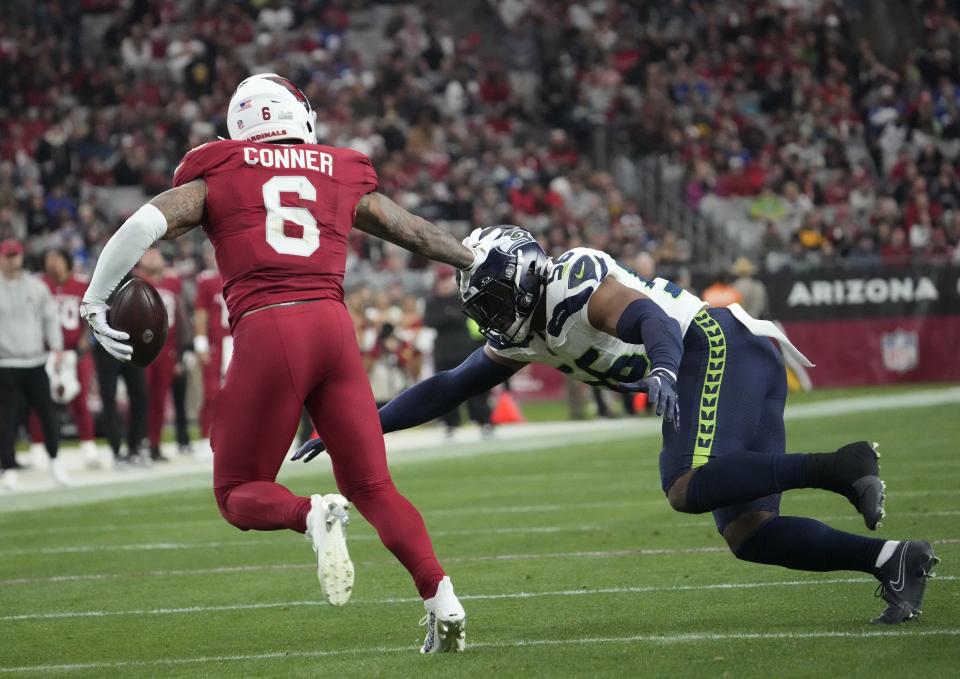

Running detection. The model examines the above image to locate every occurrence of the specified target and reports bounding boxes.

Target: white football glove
[80,301,133,362]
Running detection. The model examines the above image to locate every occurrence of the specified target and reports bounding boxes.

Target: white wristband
[651,367,677,382]
[193,335,210,354]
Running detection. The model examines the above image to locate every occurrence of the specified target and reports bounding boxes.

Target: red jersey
[172,139,378,329]
[42,274,88,350]
[195,269,229,346]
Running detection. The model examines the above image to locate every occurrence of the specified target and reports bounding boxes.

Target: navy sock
[685,451,811,513]
[735,516,884,574]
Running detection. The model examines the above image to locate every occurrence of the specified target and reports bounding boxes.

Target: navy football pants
[660,308,787,532]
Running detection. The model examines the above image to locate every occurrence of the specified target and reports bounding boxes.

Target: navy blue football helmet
[460,226,549,344]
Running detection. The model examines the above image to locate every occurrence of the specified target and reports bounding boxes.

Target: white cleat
[80,441,102,469]
[29,443,48,470]
[305,493,354,606]
[49,458,70,487]
[193,439,213,463]
[420,576,466,654]
[0,469,18,492]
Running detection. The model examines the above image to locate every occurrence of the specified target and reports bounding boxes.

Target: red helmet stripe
[264,76,310,111]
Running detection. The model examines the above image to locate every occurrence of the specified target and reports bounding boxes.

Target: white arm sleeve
[83,204,168,305]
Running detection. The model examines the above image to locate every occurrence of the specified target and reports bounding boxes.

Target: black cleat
[872,540,940,624]
[828,441,885,530]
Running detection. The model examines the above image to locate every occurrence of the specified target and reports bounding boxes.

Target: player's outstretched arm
[353,192,475,270]
[292,346,521,462]
[80,180,207,361]
[587,277,684,428]
[378,345,521,432]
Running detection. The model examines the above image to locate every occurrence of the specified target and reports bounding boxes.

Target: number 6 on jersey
[262,175,319,257]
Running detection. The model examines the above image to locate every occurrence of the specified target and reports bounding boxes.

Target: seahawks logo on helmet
[461,226,549,345]
[474,226,530,252]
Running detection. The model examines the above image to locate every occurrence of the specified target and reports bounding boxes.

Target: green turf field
[516,382,960,422]
[2,387,959,677]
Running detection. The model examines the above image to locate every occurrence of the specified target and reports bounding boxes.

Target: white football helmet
[226,73,317,144]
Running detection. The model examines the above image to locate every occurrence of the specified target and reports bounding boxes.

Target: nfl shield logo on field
[881,329,919,374]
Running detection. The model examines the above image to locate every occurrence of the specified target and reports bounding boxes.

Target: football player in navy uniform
[295,226,939,625]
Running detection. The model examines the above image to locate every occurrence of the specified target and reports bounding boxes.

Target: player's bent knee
[665,470,695,513]
[338,476,395,503]
[213,486,247,531]
[666,487,687,513]
[723,511,777,555]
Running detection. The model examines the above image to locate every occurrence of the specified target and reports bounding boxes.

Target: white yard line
[0,500,657,536]
[0,524,596,554]
[0,468,955,536]
[0,563,308,586]
[1,386,958,512]
[3,541,957,587]
[7,479,950,526]
[5,506,960,555]
[783,387,960,419]
[0,539,255,557]
[0,546,729,586]
[887,489,960,497]
[0,543,729,567]
[3,576,957,622]
[426,499,651,516]
[1,628,959,673]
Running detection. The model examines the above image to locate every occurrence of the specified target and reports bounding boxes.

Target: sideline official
[0,239,67,489]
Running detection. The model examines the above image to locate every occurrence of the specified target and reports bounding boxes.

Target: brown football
[107,278,169,367]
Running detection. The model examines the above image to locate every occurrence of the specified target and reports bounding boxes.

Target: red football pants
[198,347,222,439]
[29,352,95,442]
[211,300,445,599]
[145,346,177,448]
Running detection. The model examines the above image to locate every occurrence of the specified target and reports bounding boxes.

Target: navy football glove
[290,437,327,463]
[619,367,680,431]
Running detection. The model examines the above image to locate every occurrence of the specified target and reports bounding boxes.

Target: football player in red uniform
[81,74,493,653]
[137,248,184,462]
[29,249,108,472]
[193,243,228,456]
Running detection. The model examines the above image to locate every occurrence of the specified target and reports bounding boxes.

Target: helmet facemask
[462,246,547,345]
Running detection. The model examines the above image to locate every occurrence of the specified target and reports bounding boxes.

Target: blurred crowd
[0,0,665,284]
[618,0,960,269]
[3,0,959,280]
